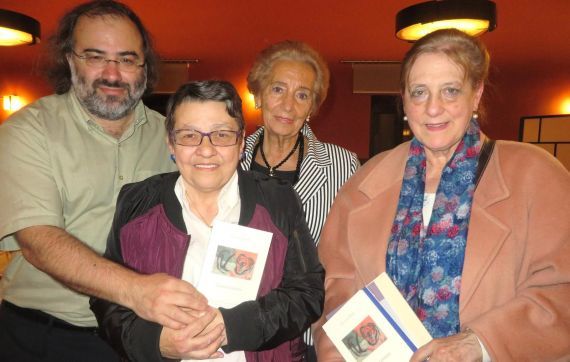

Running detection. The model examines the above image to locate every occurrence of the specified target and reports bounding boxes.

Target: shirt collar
[174,170,241,220]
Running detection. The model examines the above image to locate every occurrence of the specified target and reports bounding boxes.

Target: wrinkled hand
[126,273,208,329]
[410,330,482,362]
[160,308,225,359]
[201,308,228,346]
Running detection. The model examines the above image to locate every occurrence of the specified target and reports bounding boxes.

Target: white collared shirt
[174,171,245,362]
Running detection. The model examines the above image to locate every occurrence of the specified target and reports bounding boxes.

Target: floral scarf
[386,119,482,338]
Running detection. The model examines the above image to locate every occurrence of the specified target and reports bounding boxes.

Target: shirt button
[119,175,124,180]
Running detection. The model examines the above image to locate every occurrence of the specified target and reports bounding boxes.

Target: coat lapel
[351,143,410,283]
[294,134,328,204]
[355,141,512,314]
[460,145,511,312]
[242,125,330,205]
[240,128,260,171]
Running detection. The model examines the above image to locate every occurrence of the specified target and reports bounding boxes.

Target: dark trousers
[0,300,121,362]
[305,345,317,362]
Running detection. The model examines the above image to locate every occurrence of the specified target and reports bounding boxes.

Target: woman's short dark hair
[247,40,330,116]
[47,0,158,95]
[165,80,245,145]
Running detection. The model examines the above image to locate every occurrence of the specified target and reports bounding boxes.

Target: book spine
[363,287,418,352]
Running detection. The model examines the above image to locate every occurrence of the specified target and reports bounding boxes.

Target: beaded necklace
[253,130,304,184]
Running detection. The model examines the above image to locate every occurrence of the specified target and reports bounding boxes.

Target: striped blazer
[241,124,360,245]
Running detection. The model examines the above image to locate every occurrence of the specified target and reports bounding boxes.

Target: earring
[305,114,311,123]
[255,103,260,110]
[472,111,479,120]
[240,151,245,160]
[170,154,176,162]
[403,115,408,122]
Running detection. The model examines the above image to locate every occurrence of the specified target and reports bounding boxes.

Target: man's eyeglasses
[71,50,144,72]
[173,129,242,147]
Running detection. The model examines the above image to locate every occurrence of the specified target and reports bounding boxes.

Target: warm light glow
[0,26,33,46]
[3,95,23,112]
[246,92,256,111]
[397,19,490,41]
[561,98,570,114]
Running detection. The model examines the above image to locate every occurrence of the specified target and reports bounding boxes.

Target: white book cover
[323,272,432,361]
[196,221,273,309]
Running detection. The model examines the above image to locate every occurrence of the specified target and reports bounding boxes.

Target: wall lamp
[0,9,41,46]
[3,95,23,112]
[396,0,497,42]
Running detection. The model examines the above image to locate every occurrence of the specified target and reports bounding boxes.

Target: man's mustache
[93,79,130,90]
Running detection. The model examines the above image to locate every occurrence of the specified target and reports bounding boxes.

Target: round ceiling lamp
[396,0,497,42]
[0,9,41,46]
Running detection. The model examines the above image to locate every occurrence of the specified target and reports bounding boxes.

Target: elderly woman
[315,29,570,361]
[241,40,359,246]
[90,80,324,361]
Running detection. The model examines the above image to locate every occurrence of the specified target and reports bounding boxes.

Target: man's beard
[71,66,147,121]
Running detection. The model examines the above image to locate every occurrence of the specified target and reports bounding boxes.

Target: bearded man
[0,1,209,360]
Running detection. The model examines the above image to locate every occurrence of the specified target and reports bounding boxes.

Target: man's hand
[126,273,209,329]
[160,308,225,359]
[410,329,482,362]
[15,225,209,330]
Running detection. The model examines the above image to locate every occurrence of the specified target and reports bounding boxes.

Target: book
[196,221,273,309]
[323,272,432,361]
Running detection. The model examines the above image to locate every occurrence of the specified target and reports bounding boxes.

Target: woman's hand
[127,272,209,330]
[159,307,226,359]
[410,329,483,362]
[200,308,228,344]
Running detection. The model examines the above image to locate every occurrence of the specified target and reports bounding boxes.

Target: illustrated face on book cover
[342,315,388,360]
[213,245,257,280]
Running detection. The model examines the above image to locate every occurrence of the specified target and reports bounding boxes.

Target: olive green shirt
[0,91,176,326]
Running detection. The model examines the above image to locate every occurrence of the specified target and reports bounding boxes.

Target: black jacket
[90,170,325,361]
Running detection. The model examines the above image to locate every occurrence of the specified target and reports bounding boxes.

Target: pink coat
[314,139,570,361]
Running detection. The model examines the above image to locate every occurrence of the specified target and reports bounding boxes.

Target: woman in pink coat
[315,29,570,361]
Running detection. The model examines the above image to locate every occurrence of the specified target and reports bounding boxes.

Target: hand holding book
[323,272,432,361]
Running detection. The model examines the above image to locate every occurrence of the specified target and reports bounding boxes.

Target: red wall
[0,62,51,124]
[2,61,569,159]
[484,63,570,141]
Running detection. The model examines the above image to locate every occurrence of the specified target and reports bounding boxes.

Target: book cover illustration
[323,272,432,361]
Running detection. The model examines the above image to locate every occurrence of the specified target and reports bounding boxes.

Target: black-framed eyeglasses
[173,129,242,147]
[71,50,145,72]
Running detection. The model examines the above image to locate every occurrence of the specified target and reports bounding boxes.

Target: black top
[251,161,297,185]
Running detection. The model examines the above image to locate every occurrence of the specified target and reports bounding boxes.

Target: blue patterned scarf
[386,119,482,338]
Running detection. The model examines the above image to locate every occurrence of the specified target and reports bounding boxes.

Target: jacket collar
[241,124,331,203]
[460,141,511,311]
[160,172,187,233]
[358,141,409,200]
[357,138,511,312]
[358,136,509,207]
[237,168,257,226]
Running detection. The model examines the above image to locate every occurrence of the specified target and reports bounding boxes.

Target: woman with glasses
[90,80,324,361]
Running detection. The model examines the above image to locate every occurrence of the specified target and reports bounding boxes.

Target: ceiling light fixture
[396,0,497,42]
[0,9,41,46]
